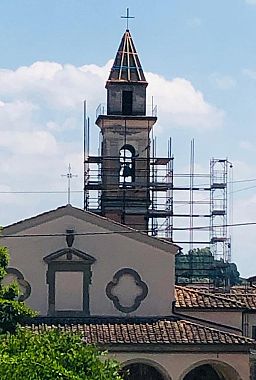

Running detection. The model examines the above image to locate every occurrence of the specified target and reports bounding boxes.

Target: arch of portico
[121,358,171,380]
[179,359,242,380]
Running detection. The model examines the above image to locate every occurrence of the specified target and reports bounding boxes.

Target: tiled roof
[175,285,256,311]
[175,286,244,309]
[26,317,254,346]
[227,294,256,310]
[224,286,256,309]
[229,285,256,294]
[209,287,256,310]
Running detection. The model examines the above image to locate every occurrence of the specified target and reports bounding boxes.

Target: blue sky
[0,0,256,276]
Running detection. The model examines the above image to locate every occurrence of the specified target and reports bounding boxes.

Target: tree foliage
[175,247,240,286]
[0,328,123,380]
[0,245,35,333]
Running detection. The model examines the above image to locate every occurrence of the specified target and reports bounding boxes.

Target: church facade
[2,204,254,380]
[1,29,255,380]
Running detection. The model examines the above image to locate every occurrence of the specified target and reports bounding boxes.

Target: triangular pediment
[43,248,96,264]
[3,204,179,256]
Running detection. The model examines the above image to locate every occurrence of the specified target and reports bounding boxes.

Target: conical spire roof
[107,30,147,83]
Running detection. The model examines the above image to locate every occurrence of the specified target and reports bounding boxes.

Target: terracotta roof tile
[230,285,256,294]
[224,294,256,310]
[222,286,256,310]
[175,285,256,311]
[175,286,244,309]
[26,317,254,346]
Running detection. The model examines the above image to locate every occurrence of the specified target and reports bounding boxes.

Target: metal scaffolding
[83,120,174,235]
[83,103,232,264]
[210,158,231,262]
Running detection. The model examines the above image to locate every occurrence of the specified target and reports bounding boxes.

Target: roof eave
[104,343,255,353]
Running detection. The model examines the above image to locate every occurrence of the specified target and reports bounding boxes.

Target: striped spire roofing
[108,30,147,83]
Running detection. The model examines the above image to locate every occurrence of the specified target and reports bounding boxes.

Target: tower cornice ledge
[96,115,157,129]
[106,79,148,88]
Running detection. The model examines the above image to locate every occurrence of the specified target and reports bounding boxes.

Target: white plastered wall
[177,310,243,334]
[113,351,249,380]
[2,214,175,317]
[246,312,256,337]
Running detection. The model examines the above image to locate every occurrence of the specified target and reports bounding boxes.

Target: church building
[1,27,255,380]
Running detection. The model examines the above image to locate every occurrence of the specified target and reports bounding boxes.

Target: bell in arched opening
[119,144,136,186]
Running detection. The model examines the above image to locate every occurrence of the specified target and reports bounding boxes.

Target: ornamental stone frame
[43,248,95,317]
[106,268,148,313]
[5,267,31,301]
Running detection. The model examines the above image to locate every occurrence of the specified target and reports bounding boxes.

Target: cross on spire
[61,163,78,205]
[121,8,134,30]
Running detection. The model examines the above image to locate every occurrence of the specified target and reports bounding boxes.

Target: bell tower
[95,29,157,230]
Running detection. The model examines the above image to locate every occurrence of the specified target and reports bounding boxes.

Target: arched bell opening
[119,144,136,186]
[121,362,168,380]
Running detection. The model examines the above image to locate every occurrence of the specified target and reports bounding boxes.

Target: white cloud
[239,141,255,152]
[0,60,224,227]
[232,192,256,276]
[0,130,58,155]
[226,159,256,276]
[245,0,256,4]
[0,61,112,110]
[147,73,224,129]
[0,60,223,130]
[187,17,202,28]
[0,100,37,130]
[243,68,256,80]
[0,59,255,278]
[210,73,236,90]
[0,185,18,206]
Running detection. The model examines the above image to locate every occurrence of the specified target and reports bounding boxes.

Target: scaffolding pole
[83,102,232,264]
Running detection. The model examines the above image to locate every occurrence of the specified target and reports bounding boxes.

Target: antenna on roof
[121,8,134,30]
[61,164,78,205]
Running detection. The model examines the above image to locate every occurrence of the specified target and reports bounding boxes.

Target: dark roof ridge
[26,315,181,325]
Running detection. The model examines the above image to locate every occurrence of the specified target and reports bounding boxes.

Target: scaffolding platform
[83,105,232,263]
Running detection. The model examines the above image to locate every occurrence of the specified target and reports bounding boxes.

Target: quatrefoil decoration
[106,268,148,313]
[3,268,31,301]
